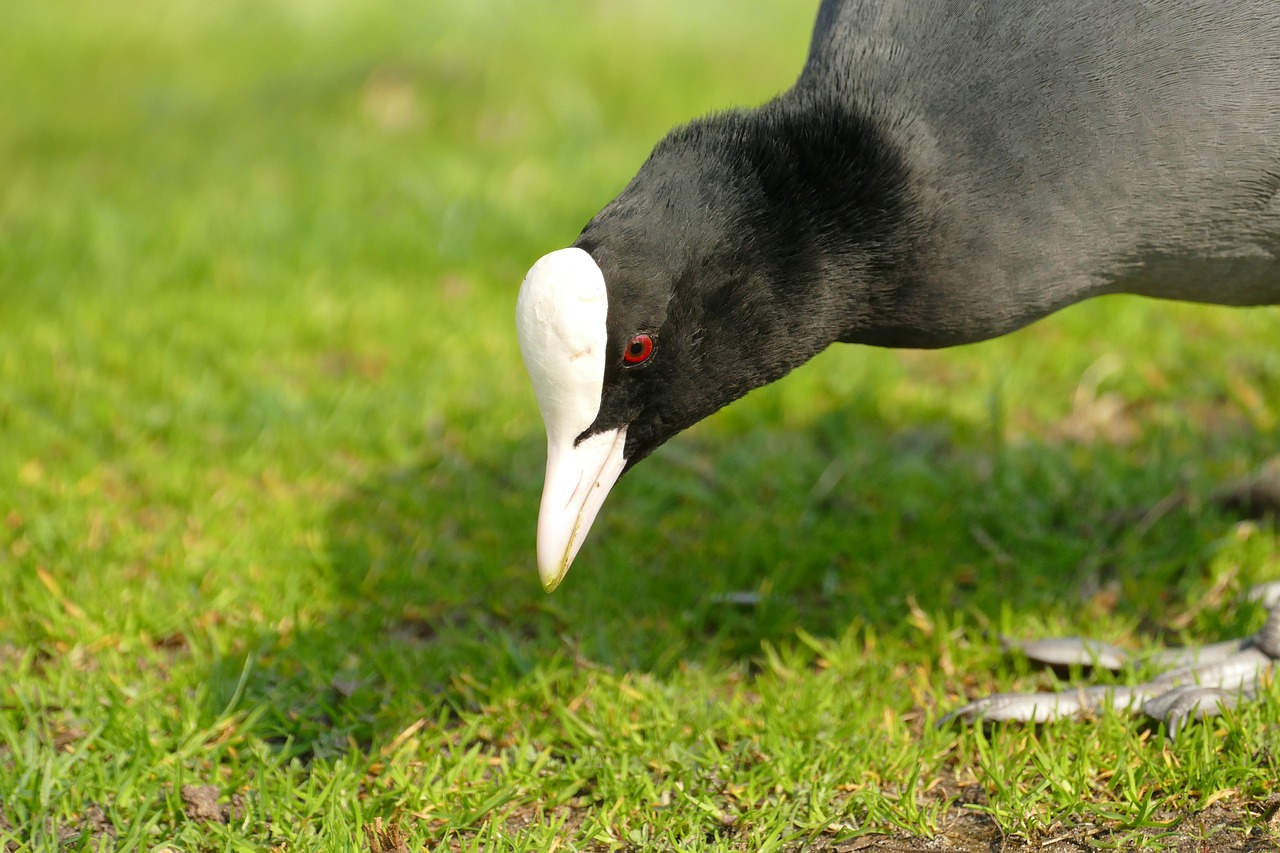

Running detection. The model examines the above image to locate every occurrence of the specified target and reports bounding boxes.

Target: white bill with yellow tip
[516,247,627,591]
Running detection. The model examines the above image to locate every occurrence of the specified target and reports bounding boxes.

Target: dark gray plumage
[805,0,1280,338]
[518,0,1280,729]
[806,1,1280,727]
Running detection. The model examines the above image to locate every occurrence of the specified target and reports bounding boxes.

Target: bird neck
[742,91,1072,351]
[728,91,939,350]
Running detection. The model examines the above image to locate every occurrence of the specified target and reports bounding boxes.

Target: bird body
[805,0,1280,319]
[517,0,1280,592]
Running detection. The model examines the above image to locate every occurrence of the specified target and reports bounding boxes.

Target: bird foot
[943,581,1280,738]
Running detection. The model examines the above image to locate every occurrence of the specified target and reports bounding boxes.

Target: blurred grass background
[2,0,1279,849]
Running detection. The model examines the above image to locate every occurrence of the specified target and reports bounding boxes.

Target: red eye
[622,333,654,365]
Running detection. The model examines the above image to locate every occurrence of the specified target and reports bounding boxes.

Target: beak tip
[538,559,568,593]
[537,540,570,592]
[531,426,628,596]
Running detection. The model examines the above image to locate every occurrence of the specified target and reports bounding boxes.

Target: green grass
[2,0,1279,850]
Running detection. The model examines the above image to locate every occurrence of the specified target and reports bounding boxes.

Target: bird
[515,0,1280,732]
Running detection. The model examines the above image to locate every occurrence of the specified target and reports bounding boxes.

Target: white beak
[536,426,627,591]
[516,247,622,591]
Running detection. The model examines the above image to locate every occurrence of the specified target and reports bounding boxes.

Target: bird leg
[943,582,1280,739]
